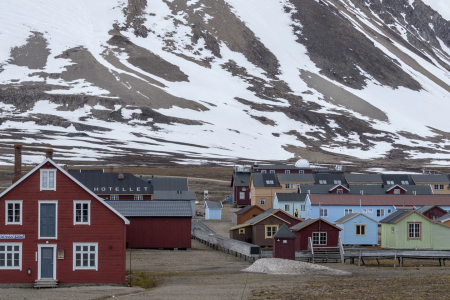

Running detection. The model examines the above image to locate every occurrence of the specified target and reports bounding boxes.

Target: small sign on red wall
[0,234,25,239]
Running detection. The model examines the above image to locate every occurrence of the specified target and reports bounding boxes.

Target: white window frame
[334,180,341,185]
[387,181,394,185]
[434,184,445,190]
[368,209,373,213]
[5,200,22,225]
[73,200,91,225]
[319,180,327,184]
[284,204,290,212]
[344,208,353,215]
[38,200,58,240]
[134,195,144,201]
[269,170,275,174]
[285,170,290,174]
[337,189,343,194]
[299,170,304,174]
[401,181,409,185]
[387,209,392,214]
[110,195,119,201]
[239,192,245,200]
[40,169,57,191]
[320,208,328,217]
[73,243,98,271]
[312,232,327,245]
[377,209,385,217]
[261,170,267,174]
[362,209,367,213]
[394,189,400,195]
[0,243,22,270]
[301,204,305,211]
[266,180,274,184]
[37,244,56,280]
[285,183,295,189]
[260,199,265,205]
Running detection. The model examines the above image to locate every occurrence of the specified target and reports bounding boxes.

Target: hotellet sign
[93,186,149,193]
[0,234,25,239]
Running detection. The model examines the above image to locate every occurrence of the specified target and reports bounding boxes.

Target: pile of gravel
[242,258,351,276]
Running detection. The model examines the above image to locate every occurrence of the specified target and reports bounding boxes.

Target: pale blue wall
[335,214,378,245]
[205,208,221,220]
[273,195,305,218]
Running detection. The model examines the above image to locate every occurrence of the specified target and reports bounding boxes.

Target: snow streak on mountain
[0,0,450,166]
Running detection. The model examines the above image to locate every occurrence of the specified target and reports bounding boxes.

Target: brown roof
[308,195,450,206]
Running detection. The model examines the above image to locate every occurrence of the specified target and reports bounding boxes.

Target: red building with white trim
[0,146,129,286]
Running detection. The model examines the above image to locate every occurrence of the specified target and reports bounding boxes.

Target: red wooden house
[0,147,129,286]
[289,218,341,251]
[417,205,448,220]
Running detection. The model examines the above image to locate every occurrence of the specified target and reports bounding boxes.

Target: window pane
[7,246,12,251]
[90,246,95,252]
[83,253,88,266]
[76,253,81,266]
[361,226,365,235]
[83,246,88,251]
[14,246,19,251]
[49,172,54,188]
[6,253,12,266]
[42,172,48,188]
[76,246,81,251]
[90,253,95,266]
[0,246,4,251]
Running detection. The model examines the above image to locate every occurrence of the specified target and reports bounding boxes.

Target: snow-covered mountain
[1,0,450,167]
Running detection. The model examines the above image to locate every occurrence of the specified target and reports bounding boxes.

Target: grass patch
[127,271,156,289]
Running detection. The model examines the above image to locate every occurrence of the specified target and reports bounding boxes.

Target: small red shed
[107,200,192,249]
[289,218,342,251]
[417,205,448,220]
[0,151,129,286]
[273,224,296,260]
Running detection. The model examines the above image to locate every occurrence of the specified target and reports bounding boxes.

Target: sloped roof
[276,173,314,182]
[379,210,415,223]
[435,212,450,222]
[275,193,308,202]
[273,224,296,238]
[244,209,277,224]
[146,177,188,191]
[254,164,305,170]
[1,158,129,224]
[290,218,341,231]
[233,172,251,187]
[334,213,378,224]
[235,205,264,215]
[313,173,347,185]
[307,194,450,206]
[153,190,196,200]
[411,174,450,183]
[251,173,280,187]
[69,170,153,195]
[204,201,223,209]
[345,173,382,183]
[381,174,414,185]
[416,205,447,214]
[107,200,192,217]
[300,184,432,195]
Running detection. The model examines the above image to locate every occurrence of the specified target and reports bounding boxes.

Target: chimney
[118,165,124,180]
[12,144,22,184]
[45,148,53,160]
[63,165,69,172]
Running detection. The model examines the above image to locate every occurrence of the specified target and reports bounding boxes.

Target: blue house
[204,201,223,220]
[334,213,378,245]
[304,194,450,224]
[273,193,307,218]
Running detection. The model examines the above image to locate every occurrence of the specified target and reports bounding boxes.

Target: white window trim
[377,209,385,217]
[73,243,98,271]
[134,195,144,201]
[239,192,245,200]
[285,170,290,174]
[40,169,57,191]
[320,208,328,217]
[73,200,91,225]
[38,200,58,240]
[5,200,23,225]
[110,195,119,201]
[284,204,290,212]
[38,244,56,280]
[344,208,353,215]
[0,242,22,270]
[260,199,265,205]
[312,232,327,245]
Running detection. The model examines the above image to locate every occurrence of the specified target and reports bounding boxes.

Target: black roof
[273,224,296,238]
[251,173,280,187]
[298,184,432,195]
[379,210,413,223]
[153,190,196,200]
[233,172,251,187]
[275,193,308,202]
[146,177,188,191]
[380,174,414,185]
[313,173,347,185]
[69,169,153,195]
[106,200,192,217]
[345,173,383,183]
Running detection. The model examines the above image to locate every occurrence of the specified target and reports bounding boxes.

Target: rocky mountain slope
[0,0,450,168]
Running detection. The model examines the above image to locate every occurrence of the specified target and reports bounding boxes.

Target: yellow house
[250,173,282,210]
[411,175,450,195]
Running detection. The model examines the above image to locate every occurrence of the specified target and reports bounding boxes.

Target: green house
[380,210,450,250]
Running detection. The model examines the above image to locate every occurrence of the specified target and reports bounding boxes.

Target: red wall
[233,186,251,206]
[273,237,296,260]
[330,187,349,194]
[423,207,446,220]
[252,169,312,174]
[274,211,302,227]
[126,217,191,249]
[387,188,406,195]
[292,220,340,251]
[0,163,127,284]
